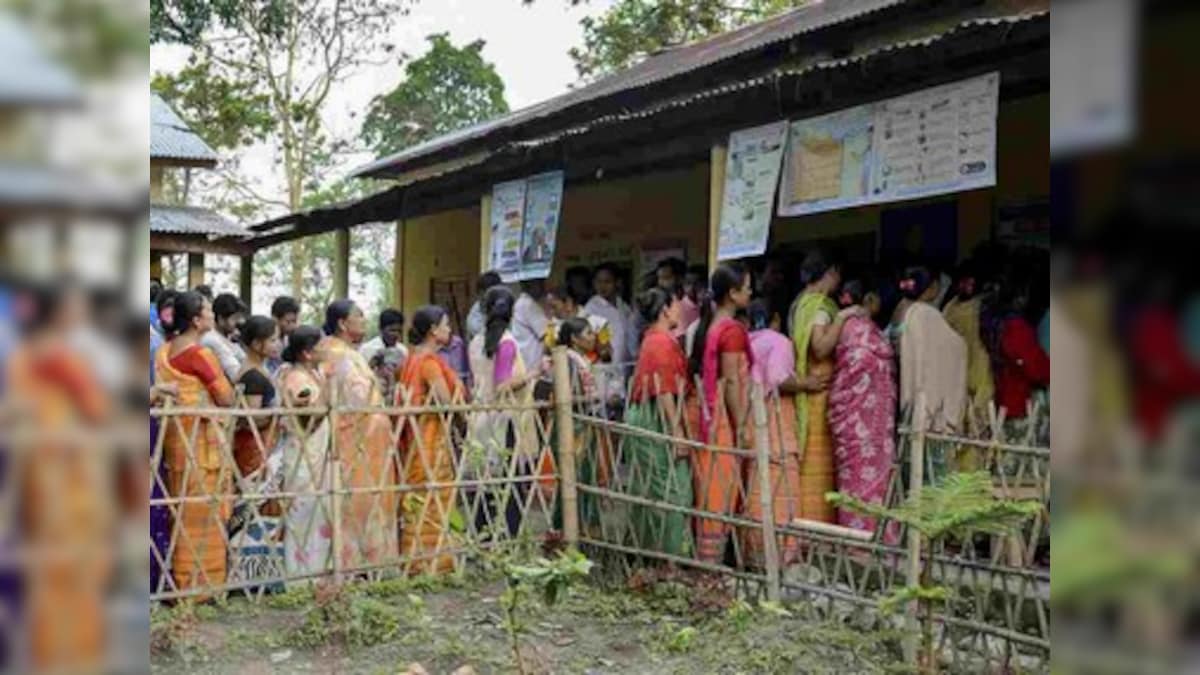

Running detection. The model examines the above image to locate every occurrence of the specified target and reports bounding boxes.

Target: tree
[151,0,411,307]
[561,0,801,81]
[361,33,509,158]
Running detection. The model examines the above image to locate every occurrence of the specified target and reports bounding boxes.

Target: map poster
[489,179,527,279]
[717,120,787,261]
[777,105,874,216]
[516,171,565,281]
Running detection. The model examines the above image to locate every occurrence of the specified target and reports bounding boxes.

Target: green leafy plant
[827,472,1041,674]
[288,583,403,649]
[500,549,595,674]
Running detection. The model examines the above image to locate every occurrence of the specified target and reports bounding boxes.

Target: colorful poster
[516,171,565,281]
[489,179,527,279]
[717,120,787,260]
[778,105,874,216]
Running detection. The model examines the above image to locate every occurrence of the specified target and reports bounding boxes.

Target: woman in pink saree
[828,281,899,544]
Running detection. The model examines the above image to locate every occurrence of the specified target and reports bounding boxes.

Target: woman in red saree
[154,291,237,594]
[396,306,465,575]
[828,281,899,545]
[690,263,753,565]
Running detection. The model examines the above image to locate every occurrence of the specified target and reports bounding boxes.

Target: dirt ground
[150,567,908,675]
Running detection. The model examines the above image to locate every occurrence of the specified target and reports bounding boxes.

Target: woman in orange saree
[8,287,112,671]
[319,299,398,572]
[396,306,465,575]
[691,263,754,566]
[155,291,237,595]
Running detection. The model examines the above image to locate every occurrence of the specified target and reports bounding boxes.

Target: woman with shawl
[553,317,610,536]
[468,286,544,537]
[275,326,333,580]
[397,306,465,574]
[690,263,753,565]
[153,291,236,594]
[790,251,862,524]
[828,281,900,544]
[889,267,968,436]
[626,288,694,556]
[319,299,398,571]
[942,263,995,437]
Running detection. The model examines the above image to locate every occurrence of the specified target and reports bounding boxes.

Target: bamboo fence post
[752,384,781,602]
[904,393,927,666]
[552,347,580,547]
[329,386,344,583]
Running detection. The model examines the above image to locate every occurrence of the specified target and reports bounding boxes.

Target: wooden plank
[334,227,350,299]
[150,233,251,256]
[478,193,492,272]
[187,252,205,288]
[239,253,254,311]
[708,142,727,271]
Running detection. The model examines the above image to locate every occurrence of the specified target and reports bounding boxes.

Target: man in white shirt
[200,293,246,382]
[360,308,408,394]
[512,281,550,374]
[584,263,635,366]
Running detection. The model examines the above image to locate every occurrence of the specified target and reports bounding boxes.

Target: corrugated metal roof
[0,14,81,107]
[0,161,141,214]
[151,93,220,166]
[351,0,909,178]
[150,204,247,237]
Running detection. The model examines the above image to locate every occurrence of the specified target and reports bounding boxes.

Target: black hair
[839,280,866,307]
[282,325,322,364]
[635,287,673,326]
[898,266,934,300]
[172,291,207,335]
[212,293,245,321]
[156,288,178,318]
[566,266,591,284]
[192,284,213,300]
[482,286,515,358]
[747,299,773,332]
[557,317,591,349]
[379,308,405,331]
[323,299,356,336]
[477,271,503,295]
[689,262,749,376]
[241,315,278,349]
[656,257,686,279]
[686,264,708,279]
[593,262,620,281]
[408,305,447,344]
[271,295,300,320]
[520,278,546,300]
[799,249,839,286]
[150,279,162,304]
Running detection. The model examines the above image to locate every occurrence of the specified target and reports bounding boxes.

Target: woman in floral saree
[625,288,694,557]
[828,281,899,544]
[154,291,236,594]
[397,306,465,575]
[691,263,753,565]
[319,299,398,571]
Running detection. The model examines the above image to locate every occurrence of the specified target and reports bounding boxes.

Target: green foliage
[826,471,1042,540]
[501,549,595,674]
[563,0,802,80]
[265,585,314,610]
[661,625,697,653]
[288,583,404,649]
[152,61,274,151]
[361,33,509,158]
[879,585,953,616]
[4,0,148,78]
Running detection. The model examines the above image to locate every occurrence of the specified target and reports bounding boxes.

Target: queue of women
[149,244,1049,595]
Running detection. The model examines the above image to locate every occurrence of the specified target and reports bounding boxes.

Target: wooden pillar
[334,227,350,299]
[552,347,579,547]
[187,252,205,288]
[479,193,492,272]
[150,251,162,280]
[393,220,404,309]
[708,142,727,271]
[240,253,254,312]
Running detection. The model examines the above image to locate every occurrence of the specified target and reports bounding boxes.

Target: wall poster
[488,171,565,281]
[488,179,527,278]
[716,120,787,261]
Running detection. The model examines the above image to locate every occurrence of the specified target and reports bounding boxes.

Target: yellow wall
[398,205,481,312]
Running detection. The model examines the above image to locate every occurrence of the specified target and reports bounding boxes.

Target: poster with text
[517,171,565,280]
[489,179,527,280]
[777,105,874,216]
[870,71,999,201]
[717,120,787,260]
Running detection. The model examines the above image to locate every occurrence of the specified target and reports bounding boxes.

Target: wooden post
[479,193,493,272]
[187,251,205,288]
[328,386,344,583]
[239,253,254,311]
[552,346,579,547]
[334,227,350,299]
[393,219,404,308]
[752,384,781,603]
[904,393,927,666]
[707,142,727,271]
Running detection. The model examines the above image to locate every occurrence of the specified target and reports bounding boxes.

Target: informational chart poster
[777,105,873,216]
[716,120,787,260]
[489,171,565,281]
[776,72,999,217]
[518,171,565,280]
[489,179,527,278]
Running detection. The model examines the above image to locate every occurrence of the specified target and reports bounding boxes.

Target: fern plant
[827,471,1041,674]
